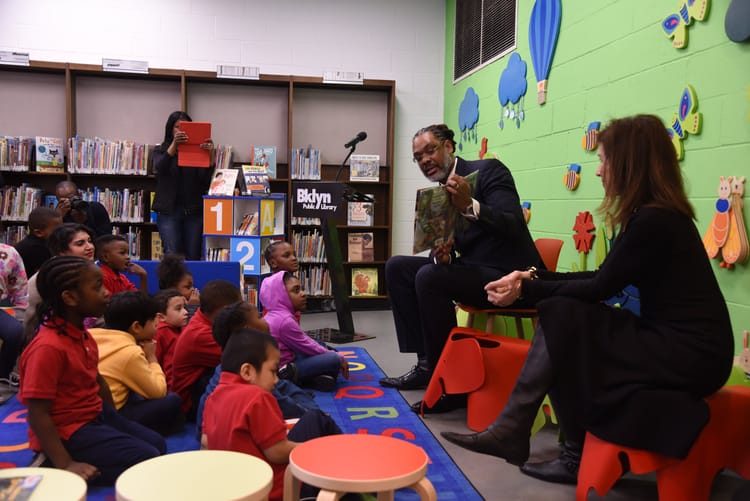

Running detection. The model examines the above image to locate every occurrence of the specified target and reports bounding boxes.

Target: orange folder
[178,121,212,167]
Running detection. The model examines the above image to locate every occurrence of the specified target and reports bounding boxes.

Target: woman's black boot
[441,329,553,466]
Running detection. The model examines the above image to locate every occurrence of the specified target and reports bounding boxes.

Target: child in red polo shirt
[19,256,165,485]
[95,234,148,295]
[203,329,341,501]
[170,279,242,420]
[153,288,188,385]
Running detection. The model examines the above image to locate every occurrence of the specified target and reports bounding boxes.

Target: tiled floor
[301,309,745,501]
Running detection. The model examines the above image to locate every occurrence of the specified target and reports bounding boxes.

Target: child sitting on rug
[157,254,200,319]
[153,289,189,385]
[171,279,242,420]
[19,256,164,485]
[260,271,348,392]
[202,329,341,501]
[95,234,148,294]
[89,291,182,434]
[195,301,319,440]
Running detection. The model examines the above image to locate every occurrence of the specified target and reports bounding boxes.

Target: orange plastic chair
[421,327,531,431]
[458,237,564,339]
[576,385,750,501]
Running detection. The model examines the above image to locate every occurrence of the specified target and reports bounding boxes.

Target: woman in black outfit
[152,111,214,261]
[442,114,734,484]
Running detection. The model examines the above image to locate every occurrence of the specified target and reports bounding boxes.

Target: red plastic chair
[421,327,531,431]
[577,385,750,501]
[458,238,564,339]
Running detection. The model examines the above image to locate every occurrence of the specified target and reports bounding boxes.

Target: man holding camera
[55,181,113,237]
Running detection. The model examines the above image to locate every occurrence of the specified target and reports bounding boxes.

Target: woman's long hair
[597,114,694,228]
[159,111,192,153]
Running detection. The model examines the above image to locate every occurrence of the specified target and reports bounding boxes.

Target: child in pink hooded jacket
[259,271,348,392]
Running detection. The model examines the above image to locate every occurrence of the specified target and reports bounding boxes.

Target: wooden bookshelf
[0,60,394,307]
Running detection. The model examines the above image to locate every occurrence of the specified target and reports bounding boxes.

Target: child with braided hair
[19,256,165,485]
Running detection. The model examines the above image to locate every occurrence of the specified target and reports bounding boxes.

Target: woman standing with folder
[152,111,215,261]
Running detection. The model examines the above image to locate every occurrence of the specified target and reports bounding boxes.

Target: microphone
[344,131,367,149]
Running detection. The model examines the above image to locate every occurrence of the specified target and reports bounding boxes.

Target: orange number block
[203,198,233,235]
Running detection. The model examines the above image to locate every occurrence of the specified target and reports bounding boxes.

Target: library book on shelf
[240,165,270,195]
[347,198,374,226]
[35,136,65,173]
[349,154,380,182]
[252,146,277,178]
[351,267,378,296]
[208,168,239,196]
[347,232,374,262]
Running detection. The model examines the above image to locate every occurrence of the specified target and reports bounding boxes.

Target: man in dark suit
[55,180,113,237]
[379,124,542,412]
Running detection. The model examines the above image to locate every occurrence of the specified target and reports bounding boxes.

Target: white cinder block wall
[0,0,446,256]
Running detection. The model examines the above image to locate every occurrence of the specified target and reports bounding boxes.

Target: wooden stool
[0,466,87,501]
[116,450,273,501]
[284,434,437,501]
[577,386,750,501]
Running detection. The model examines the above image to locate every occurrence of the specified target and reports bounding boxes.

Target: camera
[69,196,89,211]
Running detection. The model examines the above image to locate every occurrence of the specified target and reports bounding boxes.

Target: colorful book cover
[240,165,270,195]
[151,231,163,261]
[35,136,65,173]
[351,267,378,296]
[348,232,374,262]
[349,154,380,182]
[347,199,374,226]
[43,194,58,209]
[412,170,478,254]
[253,146,277,178]
[208,168,239,196]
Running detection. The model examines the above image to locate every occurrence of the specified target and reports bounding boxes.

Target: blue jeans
[295,351,341,383]
[157,210,204,261]
[0,311,22,380]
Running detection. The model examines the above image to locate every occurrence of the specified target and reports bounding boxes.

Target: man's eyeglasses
[412,140,444,163]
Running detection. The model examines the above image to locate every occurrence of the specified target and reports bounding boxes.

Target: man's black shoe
[308,375,336,392]
[519,448,580,485]
[378,365,431,390]
[410,394,466,414]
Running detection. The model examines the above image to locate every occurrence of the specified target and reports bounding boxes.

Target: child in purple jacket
[259,271,348,392]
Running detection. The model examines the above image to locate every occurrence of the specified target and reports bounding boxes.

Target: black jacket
[151,148,213,215]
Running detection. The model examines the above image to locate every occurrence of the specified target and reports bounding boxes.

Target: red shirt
[171,309,221,413]
[101,264,137,295]
[19,318,103,451]
[155,321,181,387]
[203,372,287,501]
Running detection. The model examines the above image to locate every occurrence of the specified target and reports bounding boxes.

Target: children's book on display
[35,136,65,173]
[347,232,374,262]
[351,267,378,296]
[240,165,270,195]
[347,196,374,226]
[252,146,277,178]
[208,168,239,196]
[349,154,380,182]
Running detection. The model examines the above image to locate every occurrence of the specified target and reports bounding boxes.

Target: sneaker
[0,371,19,393]
[278,363,298,384]
[309,375,336,392]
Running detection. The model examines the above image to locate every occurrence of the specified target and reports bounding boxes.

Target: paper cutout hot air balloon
[667,84,702,160]
[564,164,581,191]
[529,0,562,105]
[582,121,601,151]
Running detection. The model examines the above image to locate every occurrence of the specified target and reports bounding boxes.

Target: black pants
[385,255,522,369]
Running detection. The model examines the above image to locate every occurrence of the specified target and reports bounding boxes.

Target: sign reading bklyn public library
[292,181,346,219]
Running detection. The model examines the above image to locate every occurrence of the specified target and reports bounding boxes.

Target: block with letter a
[203,198,233,235]
[260,199,276,236]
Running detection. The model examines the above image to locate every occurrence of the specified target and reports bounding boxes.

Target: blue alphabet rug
[0,347,481,500]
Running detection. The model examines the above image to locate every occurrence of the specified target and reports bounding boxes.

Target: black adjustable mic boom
[344,131,367,148]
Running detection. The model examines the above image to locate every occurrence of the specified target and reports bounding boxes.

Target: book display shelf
[0,61,394,309]
[203,194,286,308]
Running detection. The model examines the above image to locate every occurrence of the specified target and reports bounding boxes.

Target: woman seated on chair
[441,114,734,485]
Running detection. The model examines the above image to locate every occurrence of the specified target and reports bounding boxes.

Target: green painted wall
[444,0,750,351]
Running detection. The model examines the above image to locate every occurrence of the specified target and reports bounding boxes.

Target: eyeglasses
[412,140,445,163]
